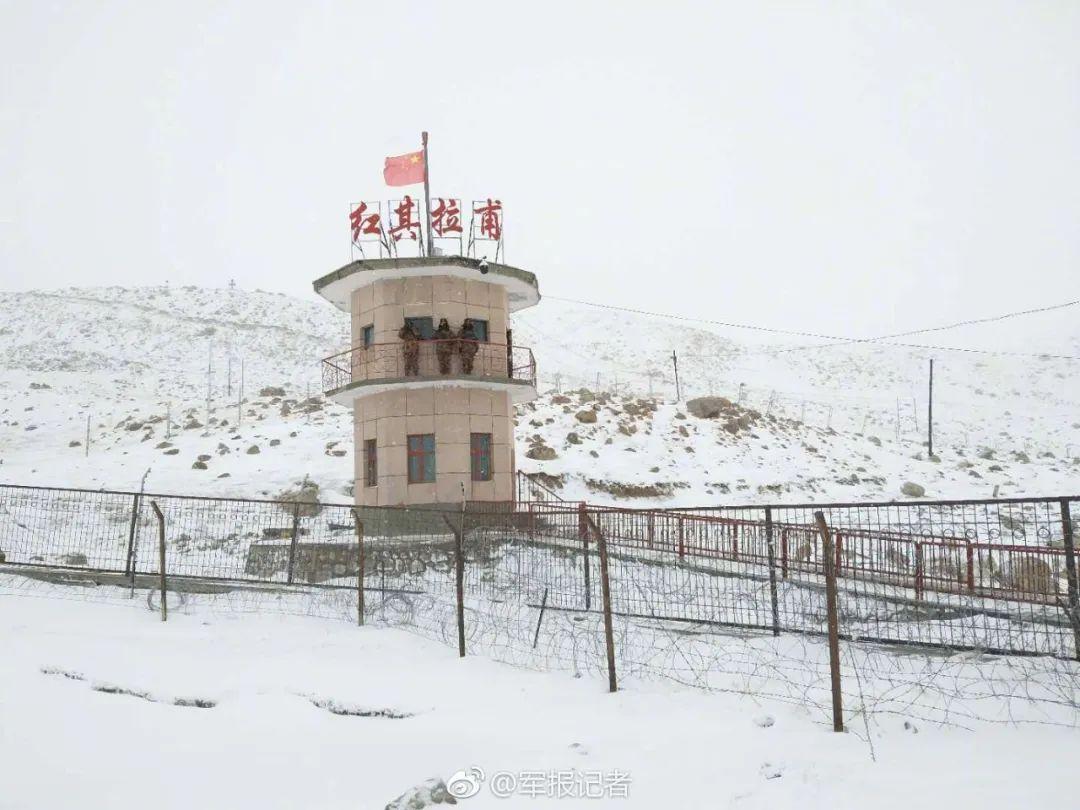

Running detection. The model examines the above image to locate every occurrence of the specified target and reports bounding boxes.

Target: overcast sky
[1,1,1077,344]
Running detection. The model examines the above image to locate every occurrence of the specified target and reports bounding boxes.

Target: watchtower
[315,256,540,507]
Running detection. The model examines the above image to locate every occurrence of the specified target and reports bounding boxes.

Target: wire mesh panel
[0,484,1076,663]
[0,484,139,571]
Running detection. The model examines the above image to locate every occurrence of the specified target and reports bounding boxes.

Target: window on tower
[407,434,436,483]
[363,439,377,487]
[362,324,374,348]
[470,433,493,481]
[404,317,434,339]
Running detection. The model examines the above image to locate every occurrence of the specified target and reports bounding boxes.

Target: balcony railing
[322,339,537,393]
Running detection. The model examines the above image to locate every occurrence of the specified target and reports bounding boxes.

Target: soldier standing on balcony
[458,318,479,375]
[398,320,420,376]
[433,317,454,375]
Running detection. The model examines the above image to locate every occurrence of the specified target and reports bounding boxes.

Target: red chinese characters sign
[349,202,381,243]
[430,198,463,236]
[388,196,421,242]
[347,195,503,259]
[472,198,503,242]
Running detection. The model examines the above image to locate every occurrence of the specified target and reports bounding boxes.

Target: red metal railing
[516,501,1072,607]
[322,340,536,393]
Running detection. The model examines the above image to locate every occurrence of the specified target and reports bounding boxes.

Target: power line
[544,295,1080,361]
[871,298,1079,340]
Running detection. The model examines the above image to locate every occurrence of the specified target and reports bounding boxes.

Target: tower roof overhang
[313,256,541,313]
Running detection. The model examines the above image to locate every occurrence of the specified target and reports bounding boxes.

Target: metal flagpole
[422,131,433,257]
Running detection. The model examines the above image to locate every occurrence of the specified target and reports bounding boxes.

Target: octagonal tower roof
[313,256,540,313]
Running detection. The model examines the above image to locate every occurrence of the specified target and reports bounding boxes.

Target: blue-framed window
[362,324,374,348]
[405,317,434,339]
[407,434,436,483]
[470,433,493,481]
[471,319,489,342]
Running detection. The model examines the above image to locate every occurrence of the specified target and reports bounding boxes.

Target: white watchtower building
[315,256,540,507]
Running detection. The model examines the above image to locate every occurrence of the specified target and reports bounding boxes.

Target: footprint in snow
[760,763,783,780]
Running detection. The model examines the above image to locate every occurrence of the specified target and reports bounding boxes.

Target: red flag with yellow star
[383,150,425,186]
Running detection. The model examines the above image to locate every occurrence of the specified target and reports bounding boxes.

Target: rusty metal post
[914,543,925,601]
[781,529,789,579]
[814,511,844,733]
[151,501,166,622]
[532,587,549,649]
[966,543,975,593]
[765,507,780,636]
[677,516,685,559]
[590,514,618,693]
[580,503,591,610]
[353,509,365,627]
[285,501,301,585]
[454,514,466,658]
[123,492,140,581]
[1060,499,1080,661]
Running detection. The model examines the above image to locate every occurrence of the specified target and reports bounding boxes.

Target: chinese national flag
[383,150,425,186]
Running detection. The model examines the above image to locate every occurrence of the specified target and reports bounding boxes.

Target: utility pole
[206,345,213,425]
[238,358,244,426]
[671,350,681,402]
[928,358,934,457]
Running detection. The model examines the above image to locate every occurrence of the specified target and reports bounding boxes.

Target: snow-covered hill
[0,285,1077,505]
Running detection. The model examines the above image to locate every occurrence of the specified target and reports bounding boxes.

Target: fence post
[966,544,975,593]
[587,513,618,693]
[454,514,466,658]
[677,516,685,559]
[124,492,140,588]
[813,511,844,733]
[1060,499,1080,662]
[532,587,549,649]
[914,543,925,601]
[150,501,166,622]
[834,531,842,578]
[579,503,591,611]
[765,507,780,636]
[437,509,468,657]
[353,509,365,627]
[781,529,789,579]
[286,502,301,585]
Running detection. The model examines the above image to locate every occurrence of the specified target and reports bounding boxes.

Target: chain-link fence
[2,482,1078,729]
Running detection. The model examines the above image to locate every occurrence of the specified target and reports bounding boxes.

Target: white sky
[1,1,1078,343]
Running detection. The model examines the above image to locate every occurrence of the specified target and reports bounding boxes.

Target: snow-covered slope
[0,285,1077,504]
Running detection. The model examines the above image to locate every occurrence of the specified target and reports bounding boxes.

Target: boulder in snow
[900,481,925,498]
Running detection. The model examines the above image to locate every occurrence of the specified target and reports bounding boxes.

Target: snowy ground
[1,575,1076,810]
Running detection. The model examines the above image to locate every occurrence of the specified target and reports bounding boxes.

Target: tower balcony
[321,340,538,405]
